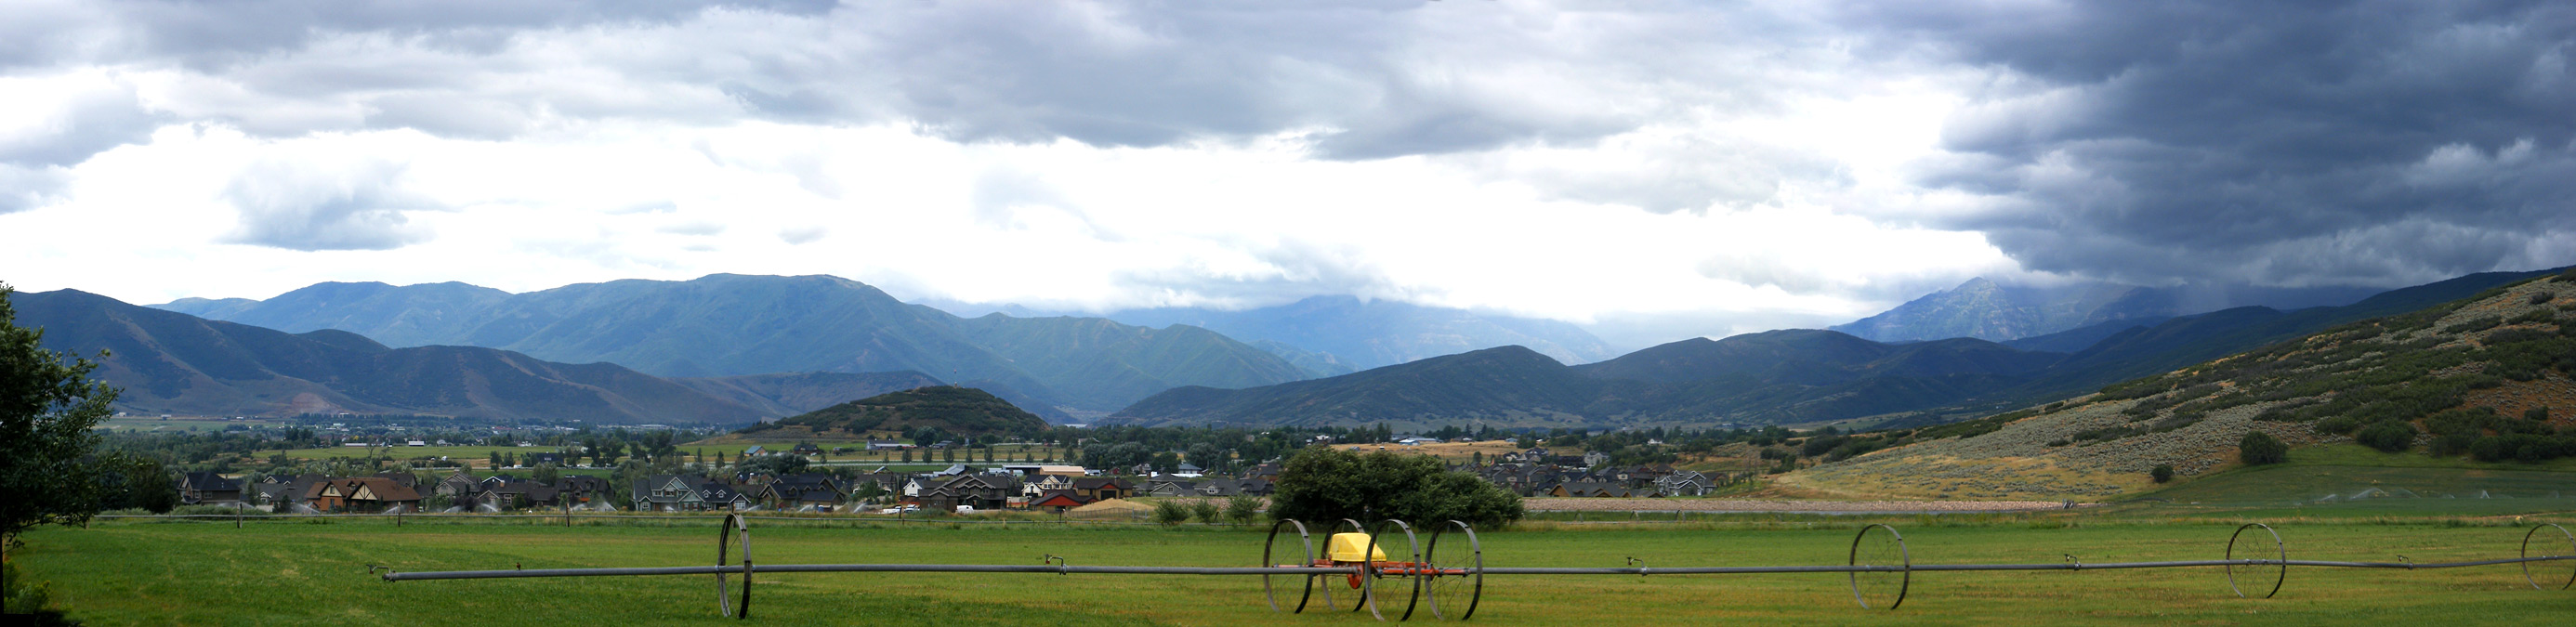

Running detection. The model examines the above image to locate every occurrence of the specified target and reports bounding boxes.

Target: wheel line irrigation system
[376,516,2576,620]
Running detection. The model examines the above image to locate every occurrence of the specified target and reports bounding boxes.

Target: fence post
[237,506,243,529]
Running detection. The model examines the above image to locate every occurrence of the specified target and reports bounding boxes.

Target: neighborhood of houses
[164,441,1723,516]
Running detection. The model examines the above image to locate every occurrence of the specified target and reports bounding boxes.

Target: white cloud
[0,1,2116,345]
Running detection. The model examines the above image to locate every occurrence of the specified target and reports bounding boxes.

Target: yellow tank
[1326,532,1387,563]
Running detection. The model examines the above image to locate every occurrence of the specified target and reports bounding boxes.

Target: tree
[1151,499,1190,526]
[2240,431,2290,465]
[2355,421,2417,453]
[1268,447,1523,529]
[2149,464,2175,483]
[1224,494,1261,526]
[1190,499,1221,525]
[2,284,124,555]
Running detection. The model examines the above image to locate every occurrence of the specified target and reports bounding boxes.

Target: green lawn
[2102,444,2576,519]
[15,514,2574,625]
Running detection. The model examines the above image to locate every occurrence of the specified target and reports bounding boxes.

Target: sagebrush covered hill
[1790,270,2576,500]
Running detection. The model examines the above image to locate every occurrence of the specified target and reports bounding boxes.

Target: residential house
[789,443,822,456]
[174,471,244,506]
[920,474,1019,511]
[305,477,424,513]
[1021,474,1075,498]
[1030,490,1092,514]
[556,475,612,505]
[631,475,750,512]
[1582,451,1610,468]
[1654,470,1714,497]
[1143,479,1197,497]
[758,474,844,509]
[470,477,559,510]
[1070,477,1133,501]
[433,471,479,498]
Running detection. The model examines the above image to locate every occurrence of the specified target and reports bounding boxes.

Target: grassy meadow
[14,509,2574,625]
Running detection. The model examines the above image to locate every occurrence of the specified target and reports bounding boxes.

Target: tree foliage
[1268,447,1522,529]
[2,284,125,550]
[2239,431,2289,465]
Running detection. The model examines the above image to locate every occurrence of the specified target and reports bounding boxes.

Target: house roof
[305,477,423,502]
[178,471,242,492]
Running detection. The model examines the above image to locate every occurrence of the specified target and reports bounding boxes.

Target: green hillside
[742,385,1048,438]
[1791,270,2576,501]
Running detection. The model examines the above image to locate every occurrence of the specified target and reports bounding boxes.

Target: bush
[4,560,77,626]
[2529,406,2552,422]
[1189,500,1221,525]
[1269,447,1523,529]
[1150,500,1190,526]
[2531,292,2557,305]
[2149,464,2175,483]
[2354,421,2417,452]
[1223,494,1261,526]
[2313,415,2362,436]
[2240,431,2290,465]
[2469,434,2576,463]
[2441,315,2504,334]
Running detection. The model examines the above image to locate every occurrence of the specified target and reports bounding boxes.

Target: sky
[4,0,2571,349]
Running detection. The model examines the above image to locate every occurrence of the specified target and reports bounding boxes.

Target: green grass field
[14,512,2574,625]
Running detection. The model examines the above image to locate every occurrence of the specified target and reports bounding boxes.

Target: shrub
[2149,464,2175,483]
[1223,494,1261,526]
[2441,315,2504,334]
[2531,292,2557,305]
[2469,434,2576,463]
[1189,500,1222,525]
[2240,431,2290,465]
[2354,421,2417,452]
[2509,308,2556,325]
[2313,415,2362,436]
[1150,500,1190,526]
[2529,406,2552,422]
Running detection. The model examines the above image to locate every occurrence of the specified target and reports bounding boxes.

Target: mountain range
[1109,268,2567,429]
[1830,277,2377,344]
[153,274,1312,418]
[1096,295,1621,372]
[17,289,944,424]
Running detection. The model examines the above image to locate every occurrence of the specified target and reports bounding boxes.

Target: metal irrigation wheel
[1847,523,1910,610]
[2225,523,2285,599]
[2522,523,2575,591]
[1264,519,1319,612]
[1423,520,1483,620]
[715,513,753,619]
[1321,519,1373,615]
[1373,519,1423,621]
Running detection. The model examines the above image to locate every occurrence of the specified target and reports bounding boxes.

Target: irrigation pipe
[373,516,2576,620]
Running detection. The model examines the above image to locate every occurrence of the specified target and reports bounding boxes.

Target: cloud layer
[2,1,2570,346]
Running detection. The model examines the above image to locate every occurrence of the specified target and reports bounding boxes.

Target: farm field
[14,513,2573,625]
[98,416,282,433]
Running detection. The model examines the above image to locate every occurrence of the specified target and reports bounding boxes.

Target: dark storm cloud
[1849,0,2576,286]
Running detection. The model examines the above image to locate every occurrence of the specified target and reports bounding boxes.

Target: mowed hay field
[16,516,2576,625]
